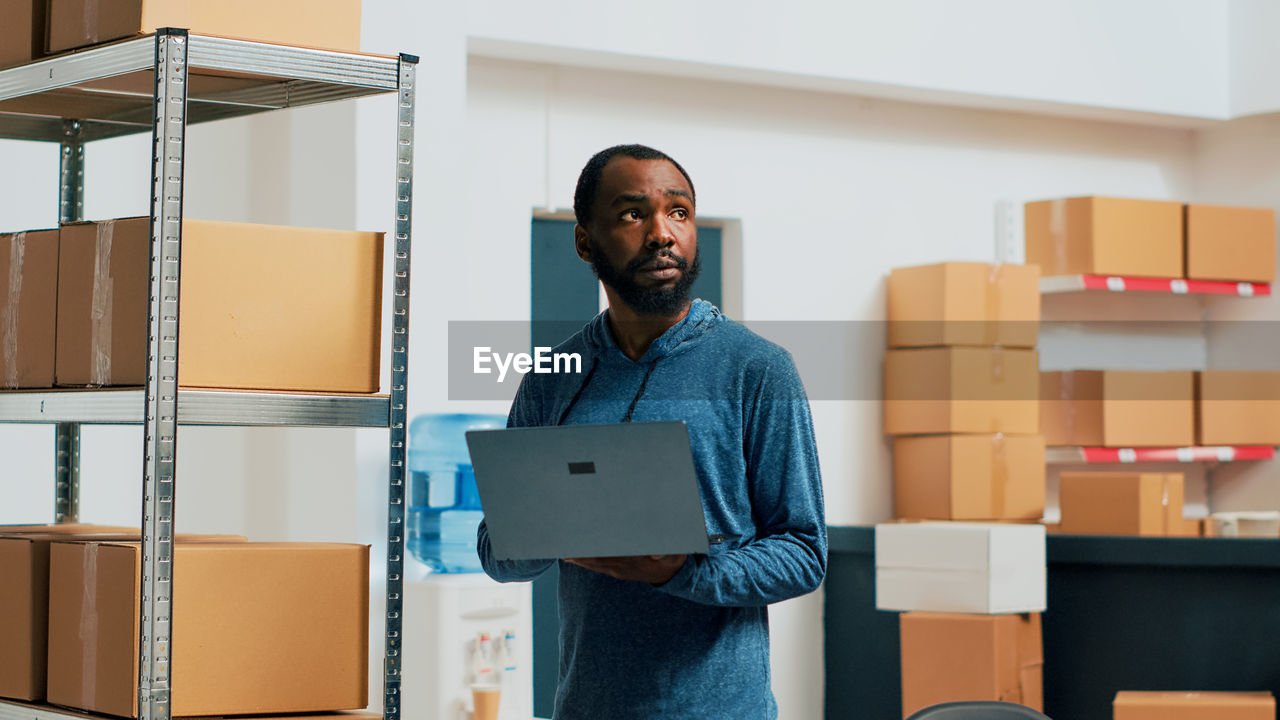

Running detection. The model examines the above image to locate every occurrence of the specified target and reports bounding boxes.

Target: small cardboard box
[0,531,242,702]
[1113,691,1275,719]
[893,434,1045,521]
[46,540,369,718]
[875,522,1046,614]
[0,230,59,389]
[1041,370,1195,447]
[0,1,45,68]
[1197,371,1280,446]
[1058,472,1192,537]
[46,0,362,54]
[900,612,1043,717]
[887,262,1040,349]
[884,347,1039,435]
[56,218,383,392]
[1025,196,1183,278]
[1185,204,1276,284]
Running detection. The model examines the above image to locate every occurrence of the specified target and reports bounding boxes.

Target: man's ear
[574,224,592,263]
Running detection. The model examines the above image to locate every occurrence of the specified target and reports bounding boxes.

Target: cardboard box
[56,218,383,391]
[900,612,1043,717]
[1114,691,1275,719]
[46,0,362,54]
[1041,371,1194,447]
[0,531,242,702]
[0,523,138,535]
[0,230,59,389]
[1058,472,1193,537]
[1025,196,1183,278]
[875,522,1046,614]
[884,347,1039,435]
[1197,371,1280,445]
[893,434,1045,521]
[0,1,45,68]
[887,262,1040,349]
[1185,204,1276,283]
[46,541,369,717]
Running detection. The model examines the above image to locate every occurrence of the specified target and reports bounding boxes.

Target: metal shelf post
[55,118,85,523]
[382,52,417,720]
[137,28,188,720]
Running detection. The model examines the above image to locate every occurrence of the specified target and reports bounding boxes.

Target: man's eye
[621,209,641,220]
[672,208,689,219]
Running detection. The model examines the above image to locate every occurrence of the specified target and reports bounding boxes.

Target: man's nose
[645,215,676,248]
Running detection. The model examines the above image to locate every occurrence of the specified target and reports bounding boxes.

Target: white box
[875,522,1046,614]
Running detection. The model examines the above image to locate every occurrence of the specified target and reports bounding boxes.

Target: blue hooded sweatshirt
[477,299,827,720]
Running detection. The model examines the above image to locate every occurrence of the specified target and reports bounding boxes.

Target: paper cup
[471,684,501,720]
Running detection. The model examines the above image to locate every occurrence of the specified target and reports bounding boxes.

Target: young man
[477,144,826,720]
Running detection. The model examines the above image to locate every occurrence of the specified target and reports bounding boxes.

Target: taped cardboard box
[1025,196,1183,278]
[887,262,1040,349]
[47,0,362,54]
[0,230,58,389]
[1040,370,1194,447]
[0,532,243,703]
[1185,204,1276,284]
[46,540,368,718]
[893,434,1045,521]
[0,523,138,535]
[0,1,45,67]
[875,522,1046,614]
[884,347,1039,435]
[1058,472,1195,537]
[900,612,1042,718]
[1113,691,1275,719]
[55,218,383,391]
[1197,371,1280,446]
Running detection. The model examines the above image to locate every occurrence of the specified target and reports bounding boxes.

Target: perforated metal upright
[0,31,418,720]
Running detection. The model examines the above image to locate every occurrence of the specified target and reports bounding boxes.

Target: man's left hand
[564,554,687,585]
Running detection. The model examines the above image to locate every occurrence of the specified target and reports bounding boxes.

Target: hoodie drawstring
[557,356,599,426]
[555,355,660,425]
[621,361,658,423]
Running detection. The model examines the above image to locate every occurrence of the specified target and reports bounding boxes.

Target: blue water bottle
[407,413,506,573]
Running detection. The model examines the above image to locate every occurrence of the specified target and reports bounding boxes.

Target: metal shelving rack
[0,30,416,720]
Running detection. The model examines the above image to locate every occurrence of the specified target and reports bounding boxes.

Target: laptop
[465,421,711,561]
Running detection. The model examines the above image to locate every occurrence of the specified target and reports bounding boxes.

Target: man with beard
[477,144,826,720]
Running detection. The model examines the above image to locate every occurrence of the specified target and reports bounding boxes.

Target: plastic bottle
[407,413,506,573]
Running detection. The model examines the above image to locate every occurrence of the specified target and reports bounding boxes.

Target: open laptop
[465,421,711,561]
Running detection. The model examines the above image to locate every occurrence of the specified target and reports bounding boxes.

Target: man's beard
[589,239,702,317]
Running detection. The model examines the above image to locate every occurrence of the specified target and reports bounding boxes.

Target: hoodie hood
[583,298,724,364]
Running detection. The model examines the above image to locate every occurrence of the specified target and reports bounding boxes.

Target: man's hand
[564,554,687,585]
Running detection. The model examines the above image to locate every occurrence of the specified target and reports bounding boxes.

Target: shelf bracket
[137,28,188,720]
[382,53,417,720]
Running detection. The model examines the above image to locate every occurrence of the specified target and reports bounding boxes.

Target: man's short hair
[573,144,696,226]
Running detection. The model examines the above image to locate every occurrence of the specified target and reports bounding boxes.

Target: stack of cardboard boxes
[881,261,1047,716]
[1027,195,1280,539]
[0,523,374,718]
[0,0,364,69]
[1,219,384,392]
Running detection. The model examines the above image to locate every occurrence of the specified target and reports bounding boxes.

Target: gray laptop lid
[465,421,710,561]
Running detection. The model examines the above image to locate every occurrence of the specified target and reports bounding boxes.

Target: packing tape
[89,222,114,387]
[1161,477,1171,535]
[1048,198,1068,275]
[80,543,98,707]
[989,347,1005,433]
[983,263,1001,346]
[1061,371,1077,444]
[990,432,1008,518]
[83,0,100,45]
[2,233,24,389]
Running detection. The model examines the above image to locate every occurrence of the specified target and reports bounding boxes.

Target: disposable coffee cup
[471,684,501,720]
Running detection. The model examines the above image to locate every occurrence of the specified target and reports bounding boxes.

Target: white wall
[466,0,1231,124]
